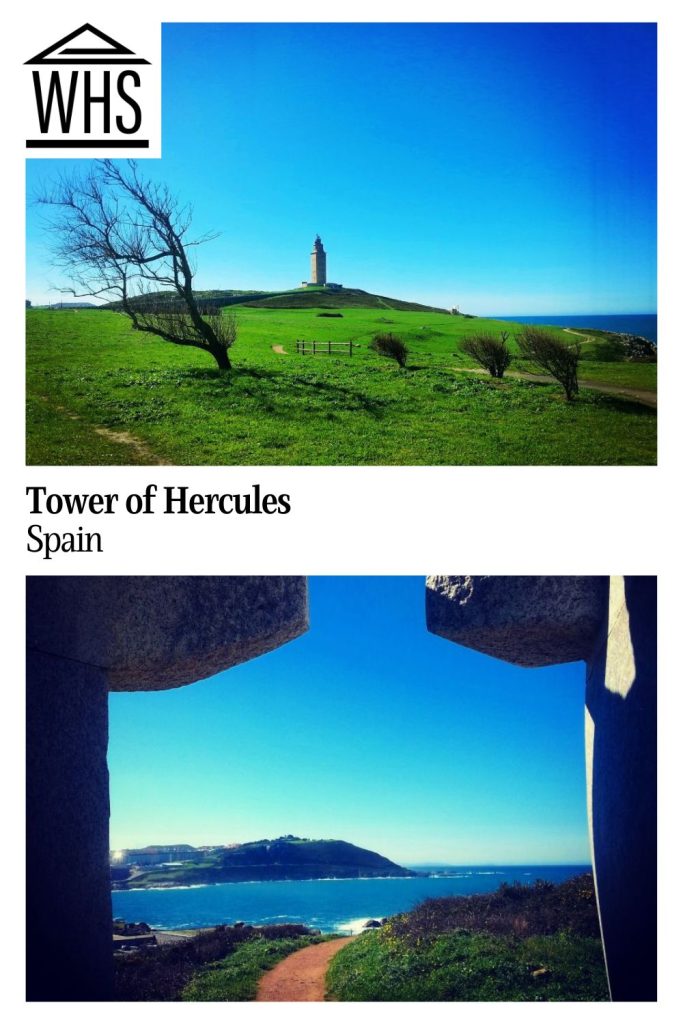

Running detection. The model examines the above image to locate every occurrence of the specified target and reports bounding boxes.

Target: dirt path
[562,327,593,344]
[456,368,656,408]
[256,937,356,1002]
[39,396,171,463]
[93,425,172,463]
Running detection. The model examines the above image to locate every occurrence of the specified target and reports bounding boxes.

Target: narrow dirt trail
[256,937,356,1002]
[562,327,594,344]
[93,425,172,463]
[39,396,171,463]
[456,368,656,408]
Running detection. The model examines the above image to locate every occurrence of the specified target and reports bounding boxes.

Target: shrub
[460,332,512,378]
[619,334,657,362]
[371,332,408,368]
[517,327,580,400]
[388,873,602,945]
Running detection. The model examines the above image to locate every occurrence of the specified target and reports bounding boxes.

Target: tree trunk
[210,345,232,370]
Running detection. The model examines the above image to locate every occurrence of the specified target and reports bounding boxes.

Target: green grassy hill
[213,836,416,880]
[238,286,448,313]
[115,837,416,889]
[105,285,448,313]
[26,303,656,465]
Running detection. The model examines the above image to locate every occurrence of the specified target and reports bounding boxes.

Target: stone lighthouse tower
[310,235,327,285]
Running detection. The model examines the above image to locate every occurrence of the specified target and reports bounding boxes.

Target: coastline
[112,866,591,935]
[491,312,657,344]
[113,872,422,892]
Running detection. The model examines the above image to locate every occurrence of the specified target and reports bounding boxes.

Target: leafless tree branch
[35,160,234,370]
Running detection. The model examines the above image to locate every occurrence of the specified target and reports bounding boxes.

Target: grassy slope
[240,286,447,312]
[326,875,609,1002]
[26,307,656,466]
[326,929,608,1001]
[106,284,448,313]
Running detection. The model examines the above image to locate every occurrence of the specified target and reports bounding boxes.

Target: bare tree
[460,331,511,378]
[371,332,408,368]
[517,326,581,400]
[36,160,236,370]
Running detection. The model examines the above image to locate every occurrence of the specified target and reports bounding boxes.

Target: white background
[3,0,681,1020]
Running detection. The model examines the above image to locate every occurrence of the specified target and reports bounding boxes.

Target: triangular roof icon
[25,23,150,64]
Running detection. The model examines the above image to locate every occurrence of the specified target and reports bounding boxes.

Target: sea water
[492,314,657,344]
[111,864,589,935]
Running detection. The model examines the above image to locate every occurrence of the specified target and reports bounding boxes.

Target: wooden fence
[295,339,355,356]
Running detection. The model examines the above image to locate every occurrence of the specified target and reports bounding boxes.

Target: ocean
[492,314,657,344]
[111,864,589,935]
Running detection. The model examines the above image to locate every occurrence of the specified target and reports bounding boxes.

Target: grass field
[26,305,656,465]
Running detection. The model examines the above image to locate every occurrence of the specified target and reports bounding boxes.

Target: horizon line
[25,296,658,319]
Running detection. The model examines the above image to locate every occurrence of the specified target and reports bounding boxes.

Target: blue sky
[26,22,655,315]
[108,577,590,865]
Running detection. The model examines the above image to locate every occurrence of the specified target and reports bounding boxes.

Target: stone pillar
[26,577,309,1001]
[26,650,112,1000]
[584,576,657,1001]
[426,575,656,1002]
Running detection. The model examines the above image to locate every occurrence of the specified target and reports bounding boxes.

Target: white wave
[304,876,409,883]
[334,917,382,935]
[121,883,211,892]
[429,872,470,878]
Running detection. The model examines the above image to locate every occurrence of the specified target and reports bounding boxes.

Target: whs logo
[24,22,160,156]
